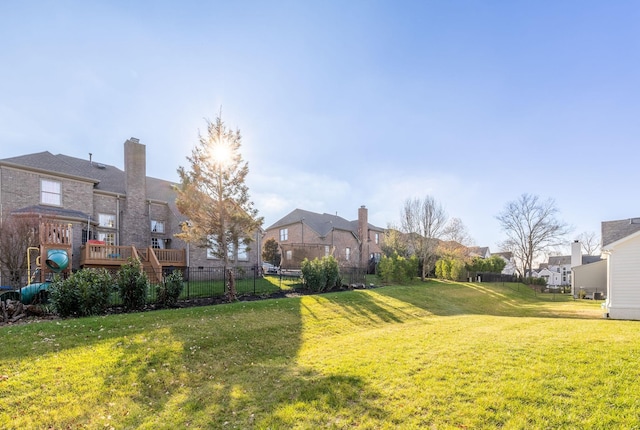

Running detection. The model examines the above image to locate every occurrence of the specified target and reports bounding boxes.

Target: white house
[602,218,640,320]
[536,267,561,286]
[492,251,517,276]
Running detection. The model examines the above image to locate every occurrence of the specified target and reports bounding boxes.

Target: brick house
[263,206,385,271]
[0,138,259,283]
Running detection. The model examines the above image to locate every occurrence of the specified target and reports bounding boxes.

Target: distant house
[263,206,385,270]
[546,255,573,287]
[0,138,259,285]
[601,218,640,320]
[536,267,560,286]
[491,251,517,276]
[468,246,491,259]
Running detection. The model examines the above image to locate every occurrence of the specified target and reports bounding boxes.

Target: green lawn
[1,280,637,429]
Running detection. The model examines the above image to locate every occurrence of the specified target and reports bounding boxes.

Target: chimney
[571,240,582,268]
[121,138,149,248]
[358,205,369,268]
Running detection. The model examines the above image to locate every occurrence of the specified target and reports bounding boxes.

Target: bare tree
[577,231,601,255]
[442,217,474,246]
[496,194,571,279]
[381,224,411,258]
[0,215,40,288]
[400,196,448,280]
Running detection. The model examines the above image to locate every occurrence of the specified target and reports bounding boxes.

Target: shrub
[524,276,547,287]
[116,258,148,311]
[436,257,467,281]
[156,270,184,308]
[301,256,340,292]
[377,253,418,284]
[49,268,114,318]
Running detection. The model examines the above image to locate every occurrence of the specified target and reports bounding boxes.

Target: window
[236,243,248,261]
[375,233,379,244]
[99,214,116,228]
[41,179,61,206]
[151,220,165,233]
[206,235,220,259]
[98,232,116,246]
[285,250,293,260]
[206,237,248,261]
[345,247,351,261]
[325,246,330,257]
[280,228,288,241]
[151,237,164,249]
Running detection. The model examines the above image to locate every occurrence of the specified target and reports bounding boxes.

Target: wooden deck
[80,244,186,282]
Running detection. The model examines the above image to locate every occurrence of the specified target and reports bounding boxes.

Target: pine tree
[175,113,263,301]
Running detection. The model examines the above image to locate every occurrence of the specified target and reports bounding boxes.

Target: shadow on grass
[53,298,389,428]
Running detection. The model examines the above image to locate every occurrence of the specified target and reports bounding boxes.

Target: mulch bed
[0,283,376,327]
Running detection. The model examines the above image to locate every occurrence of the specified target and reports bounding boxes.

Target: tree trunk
[226,268,237,302]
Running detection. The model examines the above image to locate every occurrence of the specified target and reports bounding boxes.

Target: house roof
[265,208,383,238]
[468,246,490,257]
[492,251,513,260]
[548,254,602,266]
[12,205,94,223]
[602,218,640,248]
[548,255,571,266]
[0,151,178,203]
[581,255,602,264]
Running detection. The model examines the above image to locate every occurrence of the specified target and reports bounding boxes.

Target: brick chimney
[358,205,369,268]
[121,138,149,248]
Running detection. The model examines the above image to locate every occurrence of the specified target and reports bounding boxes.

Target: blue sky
[2,1,638,253]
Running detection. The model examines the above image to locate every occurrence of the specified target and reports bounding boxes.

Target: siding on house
[572,259,606,297]
[603,220,640,320]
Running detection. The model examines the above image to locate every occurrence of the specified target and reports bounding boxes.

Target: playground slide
[0,249,70,304]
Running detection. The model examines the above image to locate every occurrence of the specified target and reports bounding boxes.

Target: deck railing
[80,244,186,268]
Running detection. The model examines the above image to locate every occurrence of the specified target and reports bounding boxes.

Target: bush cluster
[377,253,419,284]
[49,268,113,318]
[300,256,340,292]
[156,270,184,308]
[435,257,466,281]
[524,276,547,287]
[116,258,149,311]
[49,258,183,317]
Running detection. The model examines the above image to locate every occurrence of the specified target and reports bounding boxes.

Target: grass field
[1,280,638,429]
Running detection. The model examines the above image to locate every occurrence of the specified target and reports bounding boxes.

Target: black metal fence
[1,265,370,305]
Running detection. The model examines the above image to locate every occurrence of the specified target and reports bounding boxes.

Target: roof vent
[94,163,106,169]
[630,218,640,224]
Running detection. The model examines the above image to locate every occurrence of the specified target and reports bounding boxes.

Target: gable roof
[468,246,490,257]
[265,208,383,238]
[602,218,640,248]
[492,251,513,260]
[548,255,571,266]
[0,151,178,202]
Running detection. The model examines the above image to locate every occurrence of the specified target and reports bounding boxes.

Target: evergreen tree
[175,113,263,301]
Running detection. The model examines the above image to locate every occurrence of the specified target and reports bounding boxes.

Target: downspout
[116,197,120,245]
